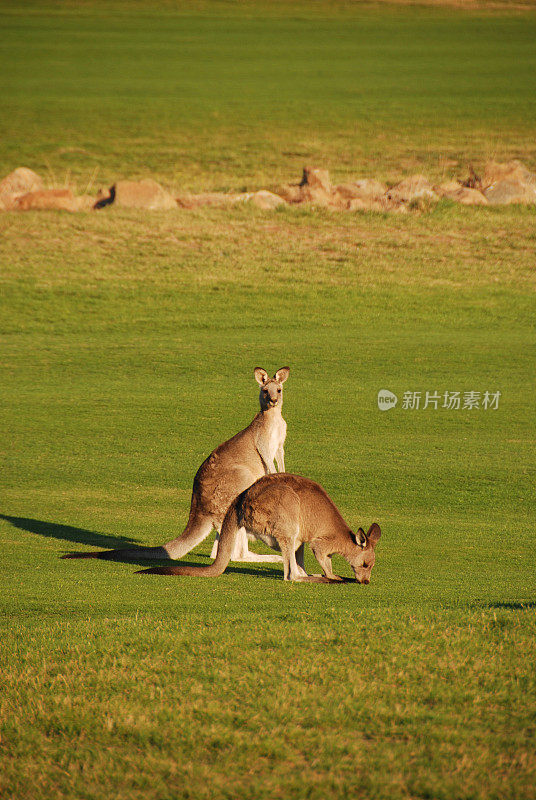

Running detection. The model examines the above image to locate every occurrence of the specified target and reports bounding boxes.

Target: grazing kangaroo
[139,473,382,583]
[63,367,290,563]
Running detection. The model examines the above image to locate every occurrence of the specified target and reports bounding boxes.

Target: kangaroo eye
[277,388,281,393]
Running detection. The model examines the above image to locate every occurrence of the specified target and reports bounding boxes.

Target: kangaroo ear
[367,523,381,548]
[274,366,290,384]
[350,528,367,548]
[254,368,269,386]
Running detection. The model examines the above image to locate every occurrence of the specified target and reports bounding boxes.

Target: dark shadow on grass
[0,514,140,549]
[0,515,277,573]
[134,561,355,582]
[1,514,354,582]
[134,559,283,578]
[488,601,536,610]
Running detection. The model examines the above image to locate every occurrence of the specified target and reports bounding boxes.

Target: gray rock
[484,180,536,205]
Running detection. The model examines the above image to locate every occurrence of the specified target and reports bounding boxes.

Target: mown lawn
[1,0,535,189]
[1,2,536,799]
[1,202,535,799]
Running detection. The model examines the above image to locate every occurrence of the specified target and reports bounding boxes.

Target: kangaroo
[138,473,381,583]
[63,367,290,563]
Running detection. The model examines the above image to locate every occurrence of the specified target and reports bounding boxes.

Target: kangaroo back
[137,496,242,576]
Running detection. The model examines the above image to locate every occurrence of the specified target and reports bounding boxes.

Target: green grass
[1,2,536,799]
[1,0,536,189]
[1,203,535,799]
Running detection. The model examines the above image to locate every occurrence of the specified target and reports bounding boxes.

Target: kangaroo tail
[61,501,215,561]
[137,498,241,577]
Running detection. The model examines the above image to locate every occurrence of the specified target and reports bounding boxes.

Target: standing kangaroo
[139,474,382,583]
[63,367,289,563]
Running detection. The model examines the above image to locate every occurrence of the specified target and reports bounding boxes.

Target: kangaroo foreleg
[311,546,344,582]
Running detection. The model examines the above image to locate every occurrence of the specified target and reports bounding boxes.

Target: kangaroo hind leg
[227,526,283,563]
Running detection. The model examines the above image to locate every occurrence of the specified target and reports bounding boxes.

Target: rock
[297,167,337,206]
[0,167,43,197]
[435,180,462,196]
[299,185,337,206]
[386,175,437,203]
[273,184,302,203]
[437,183,488,205]
[476,160,536,204]
[337,179,387,201]
[176,192,250,209]
[482,160,536,190]
[13,188,77,211]
[300,167,331,193]
[450,187,488,206]
[73,194,98,211]
[250,190,286,210]
[483,179,536,205]
[111,179,177,210]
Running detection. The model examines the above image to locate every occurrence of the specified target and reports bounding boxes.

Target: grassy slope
[1,3,536,799]
[1,1,536,189]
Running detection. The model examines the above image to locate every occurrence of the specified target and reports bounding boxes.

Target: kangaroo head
[348,523,381,584]
[254,367,290,411]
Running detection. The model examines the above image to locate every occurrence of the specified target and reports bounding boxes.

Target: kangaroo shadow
[135,559,285,578]
[488,601,536,611]
[0,514,140,550]
[0,514,277,575]
[133,561,352,581]
[1,514,350,581]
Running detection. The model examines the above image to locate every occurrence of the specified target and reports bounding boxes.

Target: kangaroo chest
[259,417,285,460]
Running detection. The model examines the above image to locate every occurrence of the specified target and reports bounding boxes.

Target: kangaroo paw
[294,574,348,583]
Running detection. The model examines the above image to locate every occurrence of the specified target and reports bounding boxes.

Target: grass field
[1,2,536,799]
[1,0,536,190]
